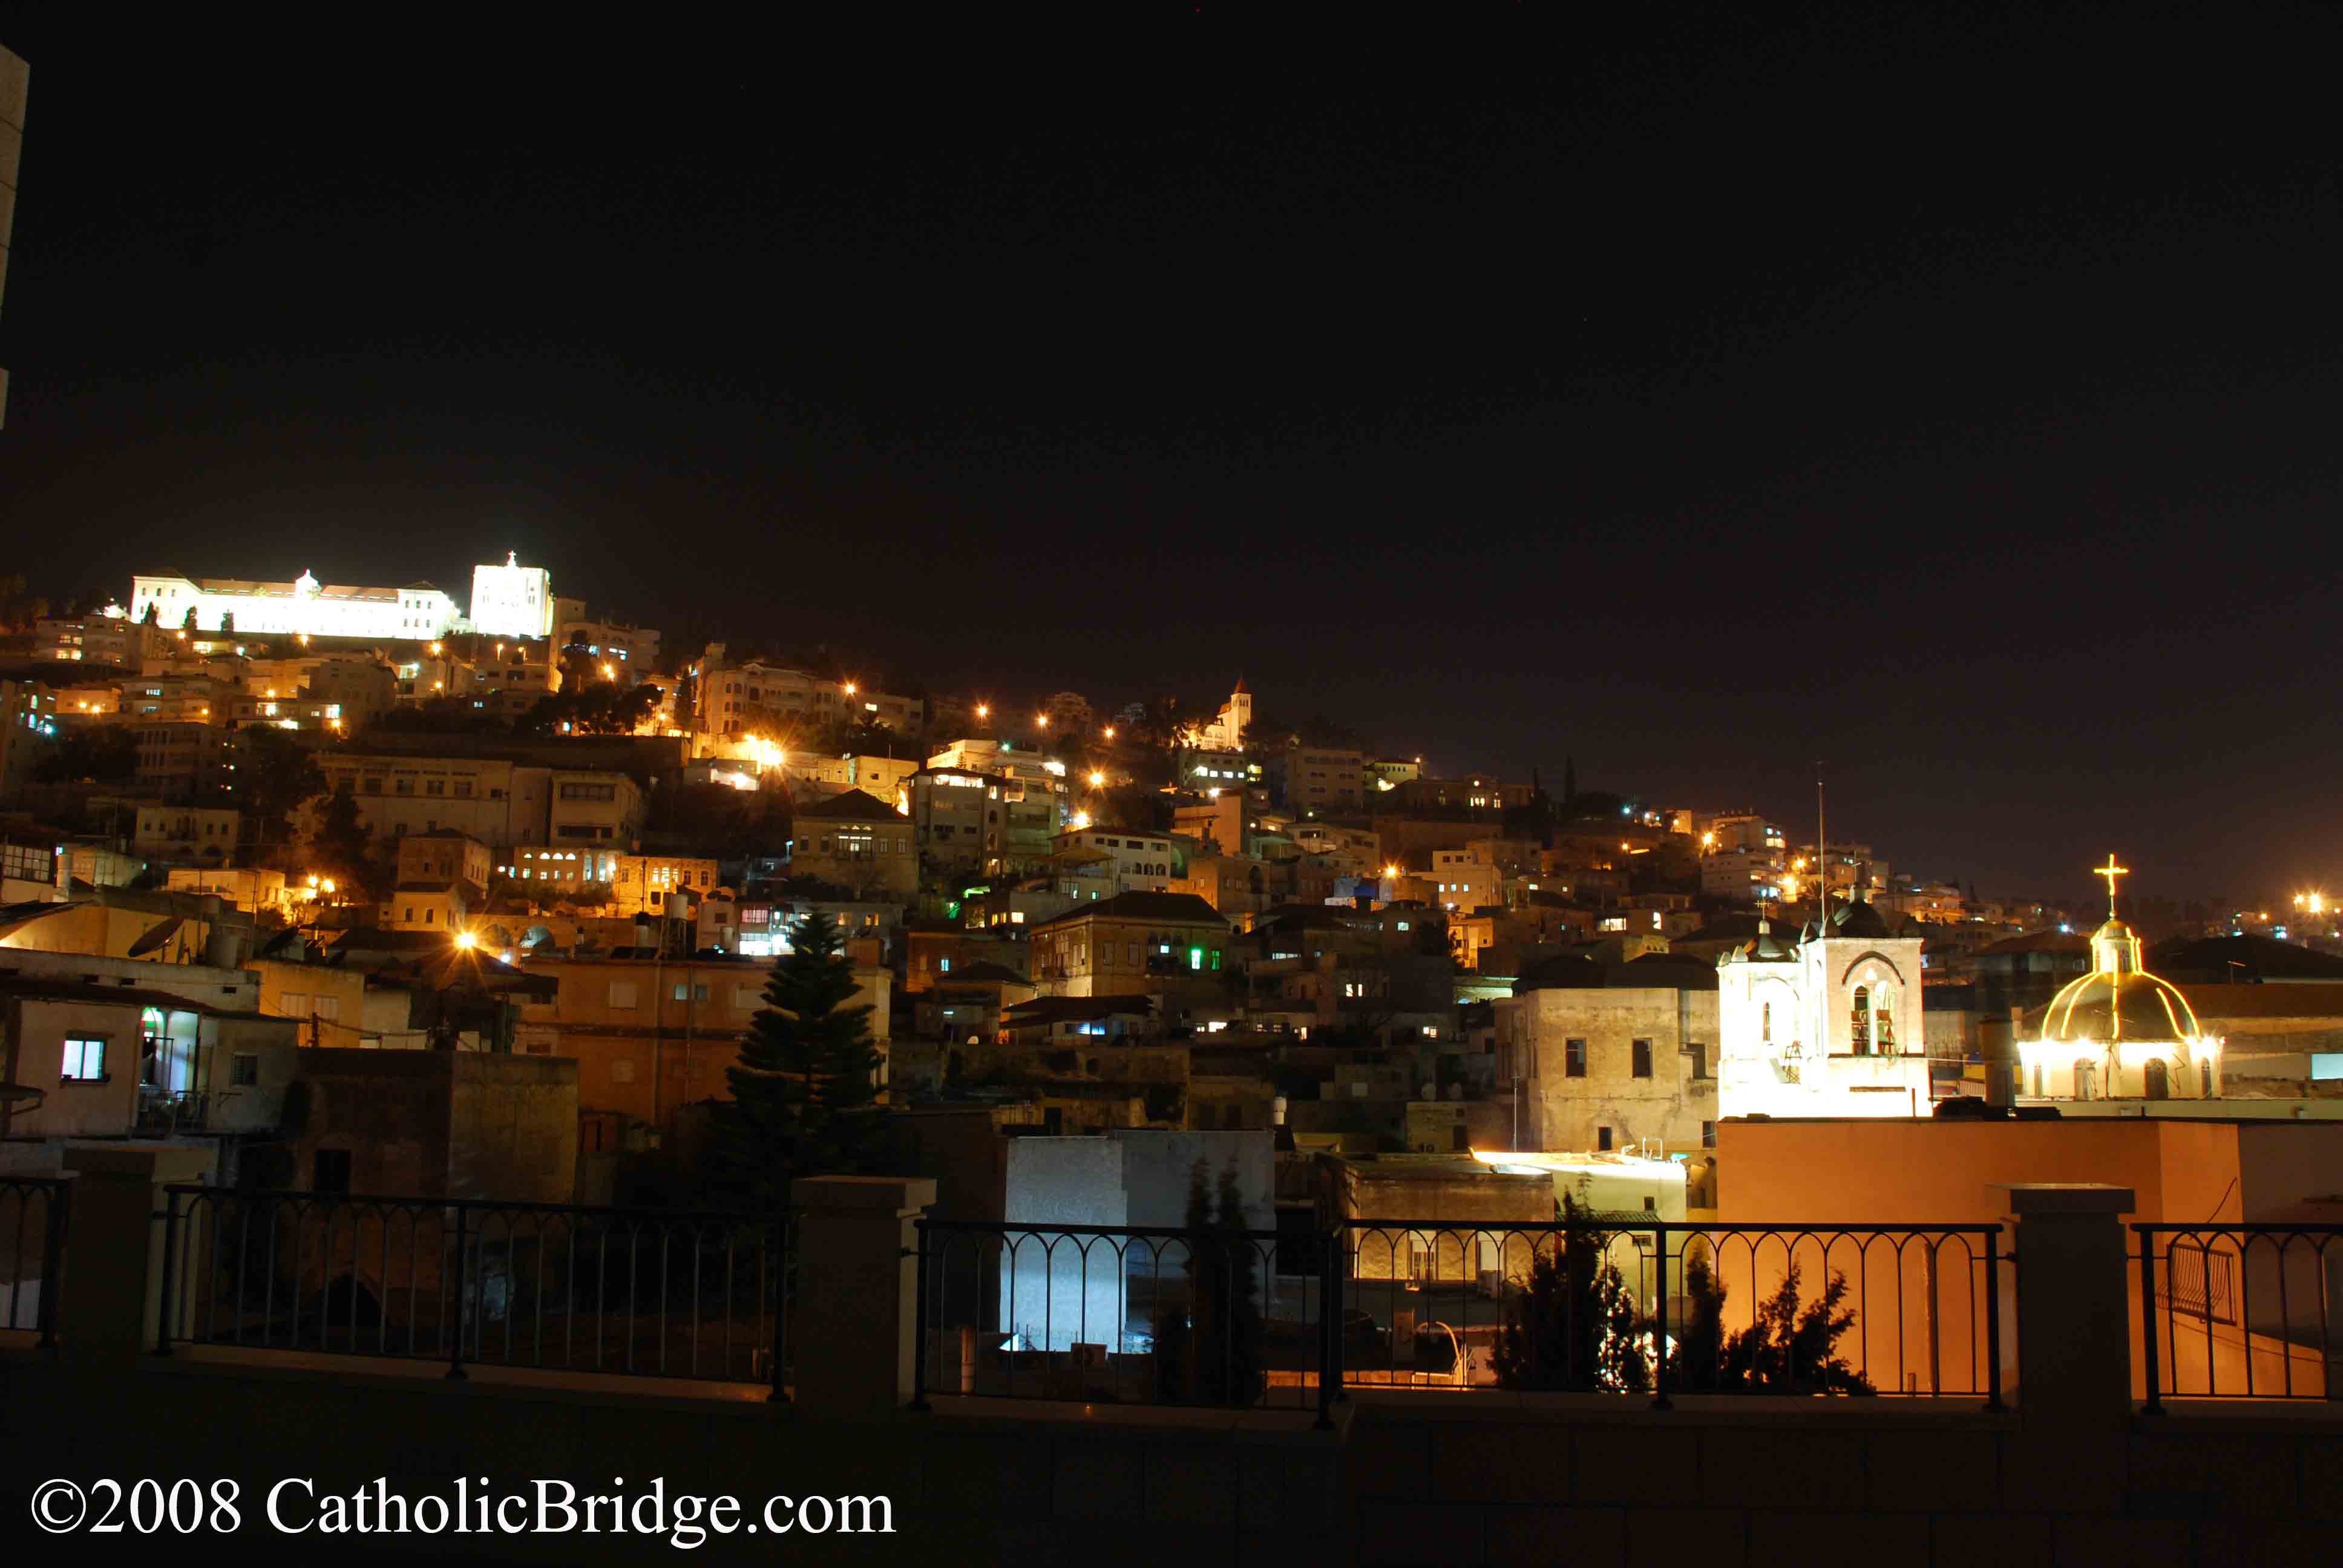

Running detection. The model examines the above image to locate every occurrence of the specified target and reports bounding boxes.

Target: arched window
[2200,1059,2214,1097]
[2073,1059,2096,1100]
[1874,990,1896,1053]
[1849,986,1872,1054]
[2032,1062,2045,1097]
[1761,1001,1772,1043]
[2143,1057,2170,1100]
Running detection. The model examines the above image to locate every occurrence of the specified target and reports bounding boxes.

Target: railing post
[1649,1220,1673,1410]
[154,1187,181,1356]
[790,1176,937,1419]
[57,1146,215,1369]
[1983,1226,2005,1412]
[1331,1226,1348,1404]
[38,1180,71,1351]
[1316,1227,1337,1429]
[770,1208,791,1405]
[909,1217,931,1413]
[445,1203,469,1380]
[2136,1226,2163,1416]
[1997,1183,2135,1429]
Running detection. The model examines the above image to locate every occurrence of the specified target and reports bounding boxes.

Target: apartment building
[35,612,169,668]
[1269,741,1366,812]
[125,722,228,804]
[1029,890,1231,1001]
[1051,826,1184,893]
[132,806,241,863]
[393,829,491,901]
[548,769,646,849]
[312,753,566,850]
[690,643,925,753]
[501,848,719,913]
[554,610,661,671]
[790,789,917,899]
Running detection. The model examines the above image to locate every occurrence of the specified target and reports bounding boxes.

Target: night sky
[2,8,2337,905]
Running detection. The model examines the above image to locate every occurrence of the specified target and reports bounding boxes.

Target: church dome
[2037,969,2203,1044]
[2036,912,2204,1044]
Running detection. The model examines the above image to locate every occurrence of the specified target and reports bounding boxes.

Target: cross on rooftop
[2094,855,2128,919]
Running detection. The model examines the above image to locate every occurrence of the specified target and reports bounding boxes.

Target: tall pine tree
[712,910,883,1210]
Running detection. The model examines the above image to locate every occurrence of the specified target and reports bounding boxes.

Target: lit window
[62,1037,108,1080]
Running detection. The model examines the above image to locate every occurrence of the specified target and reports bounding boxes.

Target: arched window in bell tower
[1849,985,1872,1055]
[1761,1001,1771,1044]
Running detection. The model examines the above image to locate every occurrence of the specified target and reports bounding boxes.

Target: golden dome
[2039,914,2203,1044]
[2037,969,2204,1044]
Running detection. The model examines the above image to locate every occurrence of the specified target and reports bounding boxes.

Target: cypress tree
[713,910,883,1210]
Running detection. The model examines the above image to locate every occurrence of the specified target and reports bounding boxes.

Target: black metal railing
[1340,1220,2002,1407]
[912,1219,1342,1427]
[2135,1223,2343,1409]
[1,1176,71,1347]
[910,1216,2002,1420]
[157,1186,788,1393]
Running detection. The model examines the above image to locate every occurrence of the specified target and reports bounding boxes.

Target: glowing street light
[1088,771,1106,788]
[975,703,989,720]
[454,930,477,950]
[1037,714,1050,729]
[1384,864,1401,880]
[601,662,615,679]
[843,682,857,697]
[1103,727,1115,739]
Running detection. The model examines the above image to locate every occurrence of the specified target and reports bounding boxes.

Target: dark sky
[2,7,2338,906]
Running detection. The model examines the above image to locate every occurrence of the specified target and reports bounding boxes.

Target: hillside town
[5,554,2340,1212]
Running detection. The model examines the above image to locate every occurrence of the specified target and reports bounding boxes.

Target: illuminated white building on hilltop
[468,552,554,639]
[1716,895,1933,1118]
[131,571,459,640]
[129,555,554,642]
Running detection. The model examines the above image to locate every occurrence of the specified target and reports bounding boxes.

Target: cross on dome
[2094,855,2128,919]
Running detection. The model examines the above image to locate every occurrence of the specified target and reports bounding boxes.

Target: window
[2143,1057,2169,1100]
[1702,1120,1717,1148]
[1597,1126,1613,1152]
[1761,1001,1771,1044]
[1688,1042,1708,1080]
[939,956,951,973]
[313,1149,352,1195]
[1849,985,1872,1054]
[1565,1039,1587,1078]
[425,779,444,796]
[608,981,640,1009]
[2201,1059,2214,1097]
[62,1037,108,1081]
[672,982,710,1002]
[1631,1039,1653,1079]
[232,1053,260,1086]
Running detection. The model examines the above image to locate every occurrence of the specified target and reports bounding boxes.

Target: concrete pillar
[1999,1182,2135,1428]
[57,1143,215,1368]
[790,1174,937,1419]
